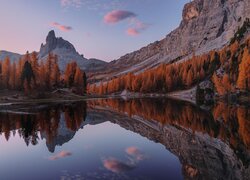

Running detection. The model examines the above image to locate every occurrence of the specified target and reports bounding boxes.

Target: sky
[0,0,189,62]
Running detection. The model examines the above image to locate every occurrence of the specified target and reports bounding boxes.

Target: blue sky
[0,0,189,61]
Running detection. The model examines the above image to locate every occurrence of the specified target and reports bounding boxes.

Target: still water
[0,98,249,180]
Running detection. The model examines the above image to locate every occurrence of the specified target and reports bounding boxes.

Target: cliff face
[104,0,250,77]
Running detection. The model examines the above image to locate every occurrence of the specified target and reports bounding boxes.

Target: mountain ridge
[0,50,22,63]
[94,0,250,80]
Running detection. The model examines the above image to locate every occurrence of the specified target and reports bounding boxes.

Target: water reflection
[89,98,250,150]
[88,98,250,179]
[0,98,249,179]
[0,102,87,152]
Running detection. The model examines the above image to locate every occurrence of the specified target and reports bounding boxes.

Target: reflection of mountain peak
[41,113,77,153]
[42,111,106,153]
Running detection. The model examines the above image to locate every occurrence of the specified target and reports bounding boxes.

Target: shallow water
[0,98,249,180]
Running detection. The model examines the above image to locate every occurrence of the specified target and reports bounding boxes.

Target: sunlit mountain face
[0,98,249,179]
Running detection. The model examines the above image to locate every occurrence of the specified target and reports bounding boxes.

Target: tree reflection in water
[89,98,250,150]
[0,102,87,149]
[88,98,250,179]
[0,98,249,179]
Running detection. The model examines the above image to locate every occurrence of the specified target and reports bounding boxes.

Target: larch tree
[51,55,60,88]
[21,61,35,94]
[222,74,231,94]
[237,48,250,91]
[45,53,54,89]
[82,71,87,94]
[16,58,25,89]
[74,67,84,95]
[39,61,46,89]
[2,57,11,88]
[9,62,17,89]
[212,73,226,96]
[186,69,194,87]
[0,61,2,88]
[64,61,77,87]
[30,51,39,85]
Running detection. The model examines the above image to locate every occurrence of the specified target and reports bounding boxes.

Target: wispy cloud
[104,10,136,24]
[125,146,146,160]
[126,20,150,36]
[126,28,139,36]
[103,158,134,173]
[50,22,73,32]
[102,146,147,173]
[48,151,72,160]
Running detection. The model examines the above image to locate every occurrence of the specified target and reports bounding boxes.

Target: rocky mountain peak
[38,30,107,71]
[182,0,202,22]
[39,30,77,58]
[1,31,107,72]
[46,30,56,42]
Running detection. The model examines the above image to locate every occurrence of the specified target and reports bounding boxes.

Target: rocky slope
[0,50,21,63]
[39,30,107,71]
[98,0,250,79]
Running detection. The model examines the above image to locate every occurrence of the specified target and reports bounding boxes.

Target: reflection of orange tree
[0,103,86,146]
[237,108,250,148]
[88,99,218,136]
[89,99,250,150]
[64,103,87,131]
[0,113,40,145]
[211,103,250,149]
[37,108,60,144]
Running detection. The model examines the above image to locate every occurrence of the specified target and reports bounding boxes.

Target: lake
[0,98,249,180]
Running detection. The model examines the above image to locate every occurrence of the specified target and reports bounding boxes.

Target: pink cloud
[50,22,73,32]
[126,21,150,36]
[104,10,136,24]
[103,158,134,173]
[49,151,72,160]
[126,28,139,36]
[125,146,146,160]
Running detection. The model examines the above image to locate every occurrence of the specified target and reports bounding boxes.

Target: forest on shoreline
[0,52,87,96]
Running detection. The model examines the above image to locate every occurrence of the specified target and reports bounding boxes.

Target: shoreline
[0,89,249,109]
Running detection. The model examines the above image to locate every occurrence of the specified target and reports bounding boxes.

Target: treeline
[212,39,250,96]
[89,37,250,96]
[89,50,220,95]
[0,52,87,95]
